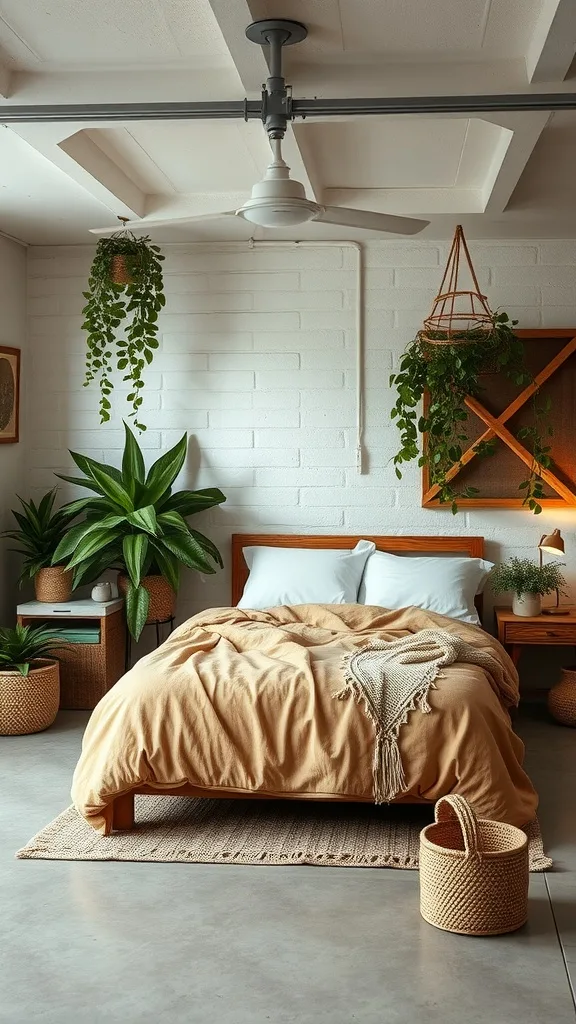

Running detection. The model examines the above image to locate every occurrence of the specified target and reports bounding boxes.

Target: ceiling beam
[526,0,576,83]
[480,112,550,213]
[10,124,146,217]
[206,0,268,94]
[0,59,11,98]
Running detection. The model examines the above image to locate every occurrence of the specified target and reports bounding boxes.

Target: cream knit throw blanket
[333,628,503,805]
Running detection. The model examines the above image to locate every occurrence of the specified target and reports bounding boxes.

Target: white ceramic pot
[91,581,113,603]
[512,592,542,617]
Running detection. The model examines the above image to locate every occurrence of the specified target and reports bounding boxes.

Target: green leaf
[159,488,226,517]
[83,462,134,513]
[124,580,150,641]
[55,473,105,496]
[64,528,122,570]
[160,531,216,575]
[126,505,158,536]
[70,450,124,486]
[149,542,180,593]
[157,510,189,533]
[122,534,149,589]
[189,528,223,568]
[144,434,188,505]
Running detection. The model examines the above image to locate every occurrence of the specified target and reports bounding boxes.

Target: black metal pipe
[0,92,576,124]
[291,93,576,116]
[0,100,262,123]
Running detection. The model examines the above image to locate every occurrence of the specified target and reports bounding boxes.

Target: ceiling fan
[91,19,430,238]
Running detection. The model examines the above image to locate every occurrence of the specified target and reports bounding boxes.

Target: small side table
[495,607,576,697]
[17,599,125,710]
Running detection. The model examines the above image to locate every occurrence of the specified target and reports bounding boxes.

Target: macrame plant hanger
[419,224,494,345]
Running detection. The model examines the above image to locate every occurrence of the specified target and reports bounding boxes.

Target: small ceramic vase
[512,592,542,617]
[91,581,113,603]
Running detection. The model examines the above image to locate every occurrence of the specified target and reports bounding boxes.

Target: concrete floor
[0,707,575,1024]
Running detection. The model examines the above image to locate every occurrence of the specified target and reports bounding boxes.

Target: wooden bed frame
[111,533,484,830]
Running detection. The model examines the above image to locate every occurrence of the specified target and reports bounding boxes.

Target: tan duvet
[72,604,538,834]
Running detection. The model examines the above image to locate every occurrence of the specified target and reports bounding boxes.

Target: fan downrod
[246,19,307,142]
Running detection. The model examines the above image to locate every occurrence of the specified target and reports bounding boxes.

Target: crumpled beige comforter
[71,604,538,834]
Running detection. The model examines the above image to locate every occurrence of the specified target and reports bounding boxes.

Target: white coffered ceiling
[0,0,575,243]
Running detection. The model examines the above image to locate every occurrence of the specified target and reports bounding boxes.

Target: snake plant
[1,488,78,584]
[0,624,66,676]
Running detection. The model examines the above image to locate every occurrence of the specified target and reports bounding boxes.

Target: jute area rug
[17,796,552,871]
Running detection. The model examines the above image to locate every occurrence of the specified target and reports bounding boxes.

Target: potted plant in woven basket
[82,221,165,432]
[54,423,226,641]
[390,225,552,514]
[1,488,79,602]
[490,557,567,617]
[0,624,65,735]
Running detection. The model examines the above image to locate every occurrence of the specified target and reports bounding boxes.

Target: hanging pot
[418,225,495,347]
[110,255,134,285]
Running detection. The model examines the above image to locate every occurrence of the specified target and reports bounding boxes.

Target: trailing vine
[390,312,553,514]
[82,231,165,431]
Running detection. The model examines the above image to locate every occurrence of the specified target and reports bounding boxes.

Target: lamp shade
[538,529,565,556]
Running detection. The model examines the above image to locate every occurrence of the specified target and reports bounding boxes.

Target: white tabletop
[17,599,123,618]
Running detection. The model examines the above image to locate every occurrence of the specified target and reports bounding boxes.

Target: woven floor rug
[16,796,552,870]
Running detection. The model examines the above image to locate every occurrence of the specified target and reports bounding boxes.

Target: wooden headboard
[231,533,485,609]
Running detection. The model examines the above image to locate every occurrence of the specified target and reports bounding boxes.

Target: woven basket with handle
[419,794,529,936]
[548,666,576,727]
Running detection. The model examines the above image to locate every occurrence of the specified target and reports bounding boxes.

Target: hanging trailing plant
[390,311,553,514]
[82,227,165,431]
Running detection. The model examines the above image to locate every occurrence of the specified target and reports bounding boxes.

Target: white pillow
[358,551,494,625]
[237,540,375,610]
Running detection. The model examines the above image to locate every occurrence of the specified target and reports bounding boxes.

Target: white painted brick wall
[25,239,576,638]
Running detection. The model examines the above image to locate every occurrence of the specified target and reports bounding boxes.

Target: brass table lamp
[538,529,566,615]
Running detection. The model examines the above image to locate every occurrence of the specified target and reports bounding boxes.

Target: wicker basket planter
[34,566,73,603]
[118,574,176,623]
[0,659,60,735]
[548,667,576,727]
[419,794,529,936]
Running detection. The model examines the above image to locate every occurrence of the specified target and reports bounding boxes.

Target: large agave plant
[0,624,66,676]
[54,424,226,640]
[1,488,78,583]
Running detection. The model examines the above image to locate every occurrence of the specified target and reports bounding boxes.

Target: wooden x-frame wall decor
[422,329,576,510]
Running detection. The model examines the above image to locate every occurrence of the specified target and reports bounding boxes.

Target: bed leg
[112,792,135,831]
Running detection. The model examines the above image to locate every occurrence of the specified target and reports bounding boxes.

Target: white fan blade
[316,207,429,235]
[90,212,236,236]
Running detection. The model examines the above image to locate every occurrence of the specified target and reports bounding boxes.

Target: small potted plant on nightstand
[490,557,567,617]
[1,488,79,603]
[0,624,65,735]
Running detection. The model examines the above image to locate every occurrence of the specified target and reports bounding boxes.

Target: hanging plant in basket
[82,224,165,431]
[390,226,553,514]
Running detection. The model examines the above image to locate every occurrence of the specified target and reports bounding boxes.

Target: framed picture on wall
[0,346,20,444]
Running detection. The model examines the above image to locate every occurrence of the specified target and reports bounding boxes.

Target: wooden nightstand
[495,606,576,669]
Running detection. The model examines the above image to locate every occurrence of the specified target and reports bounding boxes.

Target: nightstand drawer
[504,622,576,644]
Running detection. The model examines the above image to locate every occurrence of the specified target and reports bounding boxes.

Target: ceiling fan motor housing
[236,147,322,227]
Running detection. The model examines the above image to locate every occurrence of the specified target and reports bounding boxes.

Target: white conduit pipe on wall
[250,239,365,474]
